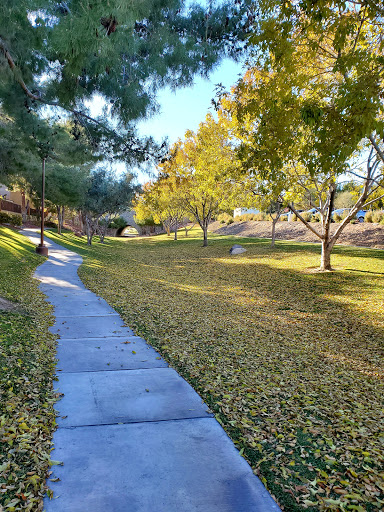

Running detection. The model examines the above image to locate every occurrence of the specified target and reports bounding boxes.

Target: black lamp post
[36,157,49,256]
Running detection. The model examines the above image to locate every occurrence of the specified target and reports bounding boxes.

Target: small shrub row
[0,212,22,226]
[310,213,322,223]
[234,214,252,222]
[217,213,234,225]
[301,212,313,222]
[365,210,384,223]
[234,213,269,222]
[45,220,57,228]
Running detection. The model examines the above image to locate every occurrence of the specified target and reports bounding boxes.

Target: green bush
[217,213,234,225]
[365,211,373,223]
[372,211,384,223]
[302,212,312,222]
[217,213,227,223]
[0,212,22,226]
[333,213,342,223]
[45,220,57,228]
[341,209,351,220]
[109,216,128,229]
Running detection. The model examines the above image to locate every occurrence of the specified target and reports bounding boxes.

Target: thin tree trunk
[202,223,208,247]
[320,239,334,271]
[21,191,27,222]
[271,218,278,247]
[57,205,62,234]
[174,220,178,240]
[85,214,94,245]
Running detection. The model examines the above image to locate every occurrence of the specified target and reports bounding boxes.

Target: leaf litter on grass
[45,229,384,512]
[0,228,58,512]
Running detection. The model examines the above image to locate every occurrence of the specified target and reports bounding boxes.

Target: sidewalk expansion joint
[57,415,215,430]
[55,367,167,374]
[55,314,120,318]
[57,335,134,340]
[54,314,121,318]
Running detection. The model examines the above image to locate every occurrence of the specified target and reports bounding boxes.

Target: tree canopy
[0,0,254,163]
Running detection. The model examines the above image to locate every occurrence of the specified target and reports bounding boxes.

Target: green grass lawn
[44,228,384,510]
[0,227,57,512]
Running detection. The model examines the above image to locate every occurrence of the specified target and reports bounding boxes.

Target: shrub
[234,215,246,222]
[254,212,267,221]
[313,213,321,222]
[372,211,384,223]
[341,209,351,220]
[109,216,128,229]
[217,213,235,225]
[302,212,312,222]
[217,213,230,224]
[364,211,373,223]
[333,213,342,223]
[45,220,57,228]
[291,214,298,221]
[350,219,357,224]
[281,215,288,221]
[0,212,22,226]
[243,213,254,222]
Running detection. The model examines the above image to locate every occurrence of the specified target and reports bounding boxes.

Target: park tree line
[134,0,384,271]
[0,0,254,242]
[1,1,383,266]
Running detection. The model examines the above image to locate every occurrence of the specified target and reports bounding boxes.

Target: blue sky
[133,58,244,183]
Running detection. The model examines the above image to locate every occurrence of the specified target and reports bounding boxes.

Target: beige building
[0,185,37,217]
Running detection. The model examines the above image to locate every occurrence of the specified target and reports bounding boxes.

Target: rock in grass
[229,244,247,255]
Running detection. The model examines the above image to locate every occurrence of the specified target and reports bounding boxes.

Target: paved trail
[23,229,281,512]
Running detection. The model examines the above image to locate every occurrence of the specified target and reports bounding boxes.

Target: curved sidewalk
[23,230,281,512]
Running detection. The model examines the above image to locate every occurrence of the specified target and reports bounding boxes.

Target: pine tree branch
[0,38,119,134]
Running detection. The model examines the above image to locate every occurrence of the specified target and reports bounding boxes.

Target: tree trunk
[174,220,178,240]
[57,205,62,235]
[271,218,278,247]
[320,240,333,271]
[202,224,208,247]
[85,214,94,245]
[21,191,27,222]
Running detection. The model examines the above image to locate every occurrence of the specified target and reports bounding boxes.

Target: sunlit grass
[44,227,384,512]
[0,227,57,511]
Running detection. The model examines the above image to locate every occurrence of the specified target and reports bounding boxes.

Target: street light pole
[36,157,49,256]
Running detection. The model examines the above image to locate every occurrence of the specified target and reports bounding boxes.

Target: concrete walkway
[23,230,281,512]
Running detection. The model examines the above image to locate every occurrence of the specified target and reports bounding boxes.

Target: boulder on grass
[229,244,247,255]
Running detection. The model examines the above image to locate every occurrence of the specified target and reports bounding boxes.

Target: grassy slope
[0,227,57,512]
[45,228,384,512]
